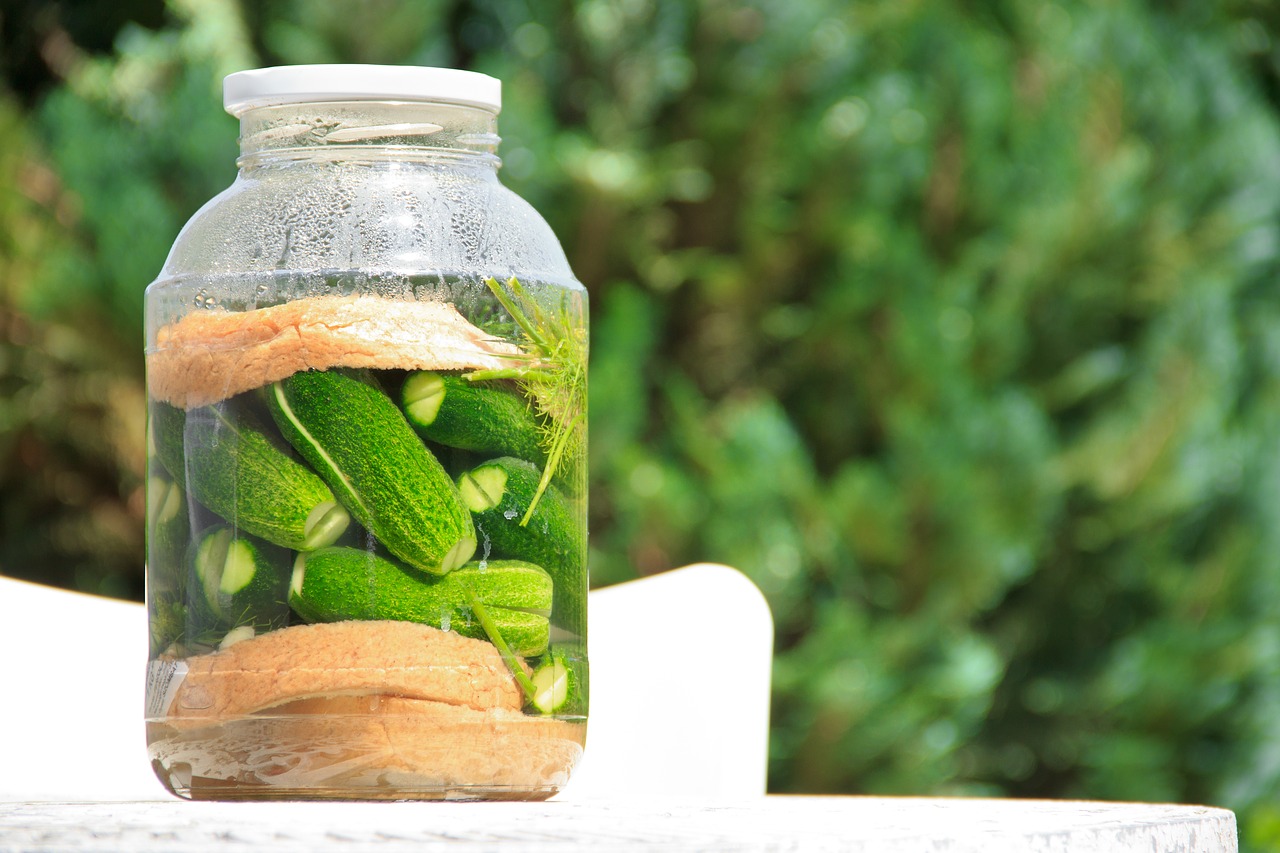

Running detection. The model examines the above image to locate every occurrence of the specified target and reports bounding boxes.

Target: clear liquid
[144,271,587,800]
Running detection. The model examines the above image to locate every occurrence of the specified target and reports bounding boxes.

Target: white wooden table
[0,566,773,803]
[0,796,1238,852]
[0,572,1240,851]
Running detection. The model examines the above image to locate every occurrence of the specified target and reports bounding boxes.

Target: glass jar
[143,65,587,801]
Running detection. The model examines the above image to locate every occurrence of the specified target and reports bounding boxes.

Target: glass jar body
[143,99,588,801]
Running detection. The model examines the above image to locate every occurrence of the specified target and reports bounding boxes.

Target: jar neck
[235,100,501,170]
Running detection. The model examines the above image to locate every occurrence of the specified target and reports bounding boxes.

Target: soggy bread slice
[150,695,585,797]
[165,620,524,722]
[147,295,523,409]
[267,694,584,759]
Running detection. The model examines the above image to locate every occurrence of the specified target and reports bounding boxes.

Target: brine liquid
[144,271,587,800]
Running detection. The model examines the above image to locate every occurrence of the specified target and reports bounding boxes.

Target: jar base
[147,712,585,803]
[157,770,563,802]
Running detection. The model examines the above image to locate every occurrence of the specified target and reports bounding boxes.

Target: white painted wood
[557,563,774,802]
[0,577,158,802]
[0,564,773,803]
[0,797,1238,852]
[0,573,1238,851]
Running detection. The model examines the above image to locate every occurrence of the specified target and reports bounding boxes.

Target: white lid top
[223,65,501,115]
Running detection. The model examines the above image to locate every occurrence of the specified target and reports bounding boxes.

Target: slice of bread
[165,620,525,723]
[266,695,585,789]
[147,295,523,409]
[149,691,585,798]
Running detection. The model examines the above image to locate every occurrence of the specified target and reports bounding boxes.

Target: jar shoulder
[158,166,578,286]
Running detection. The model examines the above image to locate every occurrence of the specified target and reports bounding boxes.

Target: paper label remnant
[146,659,189,718]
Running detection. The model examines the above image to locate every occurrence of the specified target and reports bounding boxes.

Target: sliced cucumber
[193,524,292,632]
[146,468,188,571]
[530,658,569,713]
[146,465,191,655]
[458,457,585,636]
[402,371,546,465]
[268,370,476,575]
[523,643,588,716]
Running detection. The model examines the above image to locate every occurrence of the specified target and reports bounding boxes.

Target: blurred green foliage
[5,0,1280,846]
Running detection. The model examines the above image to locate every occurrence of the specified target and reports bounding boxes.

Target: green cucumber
[268,370,476,575]
[402,371,546,465]
[457,457,586,637]
[146,467,188,573]
[529,648,587,716]
[146,466,191,655]
[149,402,188,486]
[150,400,351,551]
[291,548,552,656]
[193,525,292,631]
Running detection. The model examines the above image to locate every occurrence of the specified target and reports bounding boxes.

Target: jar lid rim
[223,65,501,115]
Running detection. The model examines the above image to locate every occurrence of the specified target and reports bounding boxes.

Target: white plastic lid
[223,65,501,115]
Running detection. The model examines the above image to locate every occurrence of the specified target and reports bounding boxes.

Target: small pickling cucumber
[149,402,187,484]
[529,648,588,716]
[290,547,552,657]
[267,370,476,575]
[147,466,191,655]
[402,371,546,465]
[457,457,580,572]
[146,467,188,573]
[193,524,292,631]
[150,400,351,551]
[457,457,585,637]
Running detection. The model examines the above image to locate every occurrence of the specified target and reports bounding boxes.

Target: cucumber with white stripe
[267,369,477,575]
[150,399,350,551]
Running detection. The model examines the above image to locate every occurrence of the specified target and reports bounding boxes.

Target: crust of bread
[147,295,523,409]
[165,621,525,723]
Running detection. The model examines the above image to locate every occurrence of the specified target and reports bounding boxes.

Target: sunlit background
[5,0,1280,847]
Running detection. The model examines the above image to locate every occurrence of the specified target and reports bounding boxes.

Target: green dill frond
[468,277,586,521]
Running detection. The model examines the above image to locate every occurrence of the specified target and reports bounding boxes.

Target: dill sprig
[466,276,586,524]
